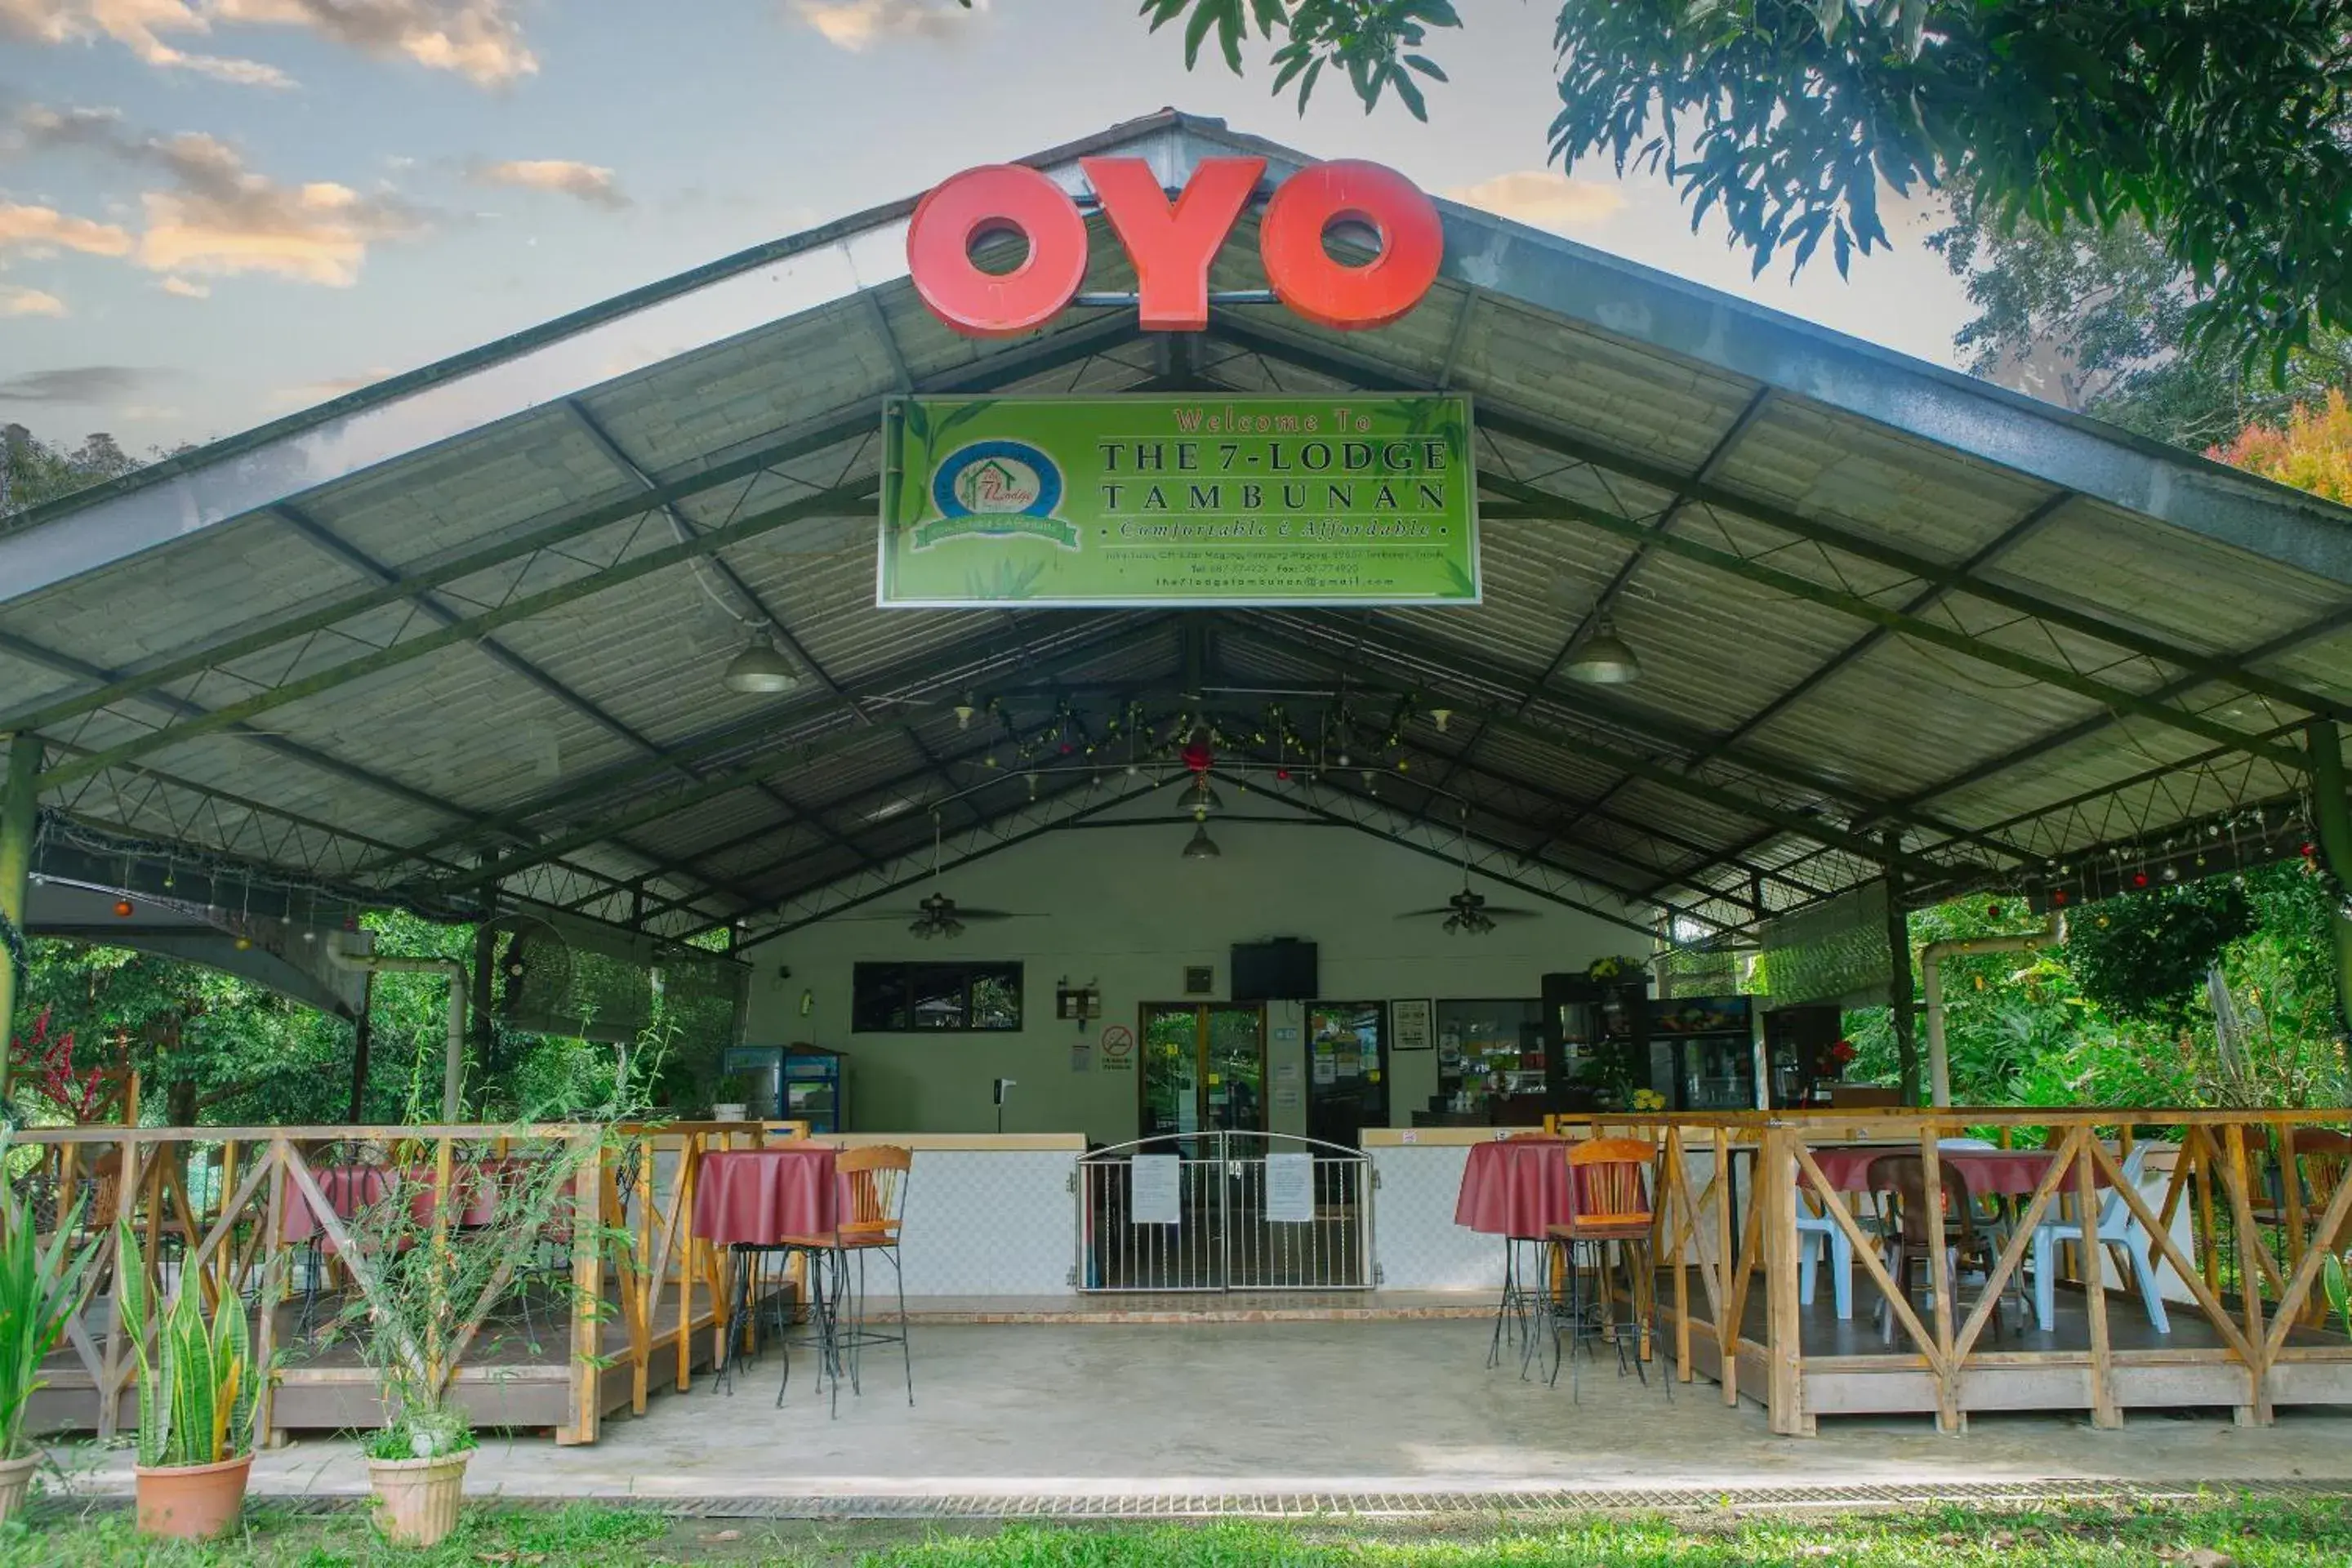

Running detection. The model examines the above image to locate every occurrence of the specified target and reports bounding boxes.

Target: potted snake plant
[118,1221,261,1540]
[0,1169,96,1524]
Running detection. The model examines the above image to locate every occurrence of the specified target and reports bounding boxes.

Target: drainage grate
[39,1478,2351,1523]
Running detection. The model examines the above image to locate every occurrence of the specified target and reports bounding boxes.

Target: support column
[347,969,375,1124]
[2304,720,2352,1070]
[0,733,40,1102]
[1882,835,1919,1104]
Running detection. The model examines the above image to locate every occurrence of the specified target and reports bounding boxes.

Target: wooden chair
[1866,1153,2008,1344]
[1535,1138,1667,1401]
[774,1146,913,1416]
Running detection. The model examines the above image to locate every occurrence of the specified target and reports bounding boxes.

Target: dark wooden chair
[1866,1152,2009,1344]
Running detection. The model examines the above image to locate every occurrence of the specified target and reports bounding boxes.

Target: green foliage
[0,1156,94,1459]
[1927,176,2352,451]
[0,425,142,519]
[2065,880,2255,1027]
[116,1220,257,1468]
[1143,0,2352,373]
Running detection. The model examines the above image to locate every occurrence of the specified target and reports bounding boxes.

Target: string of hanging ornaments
[2011,799,2352,923]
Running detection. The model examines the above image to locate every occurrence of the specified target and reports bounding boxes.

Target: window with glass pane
[851,961,1023,1033]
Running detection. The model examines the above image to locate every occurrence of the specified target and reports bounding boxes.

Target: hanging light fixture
[1187,777,1223,818]
[1182,823,1223,860]
[722,628,801,695]
[1566,615,1642,685]
[954,692,977,730]
[1430,707,1453,733]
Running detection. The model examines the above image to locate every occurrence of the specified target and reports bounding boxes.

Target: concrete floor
[55,1320,2352,1501]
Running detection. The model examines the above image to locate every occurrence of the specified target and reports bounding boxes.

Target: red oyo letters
[906,156,1441,336]
[903,163,1093,338]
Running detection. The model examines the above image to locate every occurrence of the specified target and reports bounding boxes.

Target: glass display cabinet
[1432,998,1544,1122]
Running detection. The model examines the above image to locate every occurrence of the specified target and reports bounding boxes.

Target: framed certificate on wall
[1392,998,1434,1052]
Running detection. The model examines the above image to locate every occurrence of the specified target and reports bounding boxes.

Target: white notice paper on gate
[1265,1152,1315,1223]
[1129,1155,1182,1225]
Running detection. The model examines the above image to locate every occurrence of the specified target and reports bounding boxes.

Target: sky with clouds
[0,0,1976,457]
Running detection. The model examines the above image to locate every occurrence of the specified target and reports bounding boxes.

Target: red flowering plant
[7,1007,111,1124]
[1825,1038,1859,1076]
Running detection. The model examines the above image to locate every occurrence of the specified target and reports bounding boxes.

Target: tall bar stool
[1535,1137,1668,1403]
[775,1145,913,1416]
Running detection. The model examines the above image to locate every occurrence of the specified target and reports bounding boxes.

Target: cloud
[158,274,208,296]
[0,200,134,256]
[0,283,65,315]
[792,0,982,51]
[0,0,292,87]
[212,0,535,86]
[0,365,157,403]
[1446,170,1628,231]
[0,0,534,87]
[467,158,628,211]
[18,105,430,285]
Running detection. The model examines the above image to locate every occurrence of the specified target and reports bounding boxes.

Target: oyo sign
[906,156,1442,337]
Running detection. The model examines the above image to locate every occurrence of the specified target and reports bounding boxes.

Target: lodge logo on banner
[915,439,1078,551]
[878,394,1479,608]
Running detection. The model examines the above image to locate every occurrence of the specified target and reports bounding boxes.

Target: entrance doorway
[1140,1003,1265,1139]
[1305,1000,1390,1148]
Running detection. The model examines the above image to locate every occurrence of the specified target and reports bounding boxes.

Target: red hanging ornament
[1276,768,1292,782]
[111,898,134,918]
[1181,737,1214,774]
[2132,871,2149,888]
[1985,902,2003,920]
[2051,889,2069,906]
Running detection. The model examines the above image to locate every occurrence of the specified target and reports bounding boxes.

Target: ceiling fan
[1398,821,1540,935]
[835,816,1040,939]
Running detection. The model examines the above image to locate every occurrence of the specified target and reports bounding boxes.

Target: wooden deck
[25,1279,772,1441]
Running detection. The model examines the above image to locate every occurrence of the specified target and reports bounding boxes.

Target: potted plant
[319,1143,603,1546]
[0,1164,96,1524]
[117,1221,261,1540]
[711,1072,752,1123]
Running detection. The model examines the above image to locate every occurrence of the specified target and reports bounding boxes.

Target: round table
[1453,1138,1571,1236]
[1806,1145,2101,1196]
[693,1146,840,1245]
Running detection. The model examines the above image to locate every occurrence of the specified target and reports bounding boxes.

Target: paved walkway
[56,1321,2352,1505]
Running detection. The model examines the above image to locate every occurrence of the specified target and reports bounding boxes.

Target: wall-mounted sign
[1099,1024,1134,1071]
[1392,998,1433,1052]
[879,394,1477,608]
[908,157,1441,336]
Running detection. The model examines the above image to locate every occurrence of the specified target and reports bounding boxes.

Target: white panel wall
[740,808,1642,1145]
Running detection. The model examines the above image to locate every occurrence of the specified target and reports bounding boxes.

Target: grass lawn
[0,1496,2344,1566]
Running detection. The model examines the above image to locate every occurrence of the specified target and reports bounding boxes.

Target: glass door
[1140,1003,1265,1139]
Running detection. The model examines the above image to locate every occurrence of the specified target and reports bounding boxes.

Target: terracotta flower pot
[368,1450,470,1547]
[134,1453,252,1539]
[0,1453,38,1526]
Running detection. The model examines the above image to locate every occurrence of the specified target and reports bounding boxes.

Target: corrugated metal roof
[8,109,2352,952]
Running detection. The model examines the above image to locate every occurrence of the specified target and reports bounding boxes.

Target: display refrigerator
[1539,972,1648,1111]
[719,1043,846,1133]
[1646,995,1760,1111]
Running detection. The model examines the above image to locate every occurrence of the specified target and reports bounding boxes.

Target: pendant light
[722,628,801,695]
[1182,822,1223,860]
[1566,614,1642,685]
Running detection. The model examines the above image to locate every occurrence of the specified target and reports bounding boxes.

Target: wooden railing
[1592,1107,2352,1435]
[11,1118,804,1446]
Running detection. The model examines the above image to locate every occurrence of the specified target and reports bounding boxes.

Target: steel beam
[1211,318,2351,724]
[35,479,878,792]
[1545,488,2078,858]
[1232,617,1939,875]
[2,318,1138,743]
[0,733,38,1094]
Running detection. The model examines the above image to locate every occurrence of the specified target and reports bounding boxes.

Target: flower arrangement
[1629,1089,1667,1113]
[1826,1038,1858,1075]
[1587,955,1650,982]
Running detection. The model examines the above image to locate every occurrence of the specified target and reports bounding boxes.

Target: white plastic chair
[1796,1189,1875,1318]
[2030,1143,2169,1334]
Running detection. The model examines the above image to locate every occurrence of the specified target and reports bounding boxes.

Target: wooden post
[1762,1127,1806,1435]
[2279,1124,2311,1324]
[212,1140,240,1303]
[253,1142,287,1448]
[2077,1134,2121,1428]
[426,1132,455,1392]
[677,1134,698,1392]
[2222,1122,2271,1423]
[1916,1122,1961,1433]
[2303,719,2352,1073]
[2193,1128,2223,1295]
[634,1129,654,1414]
[562,1131,605,1446]
[1666,1128,1691,1382]
[1714,1127,1736,1407]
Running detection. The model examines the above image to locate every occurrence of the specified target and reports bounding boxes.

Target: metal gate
[1074,1131,1374,1292]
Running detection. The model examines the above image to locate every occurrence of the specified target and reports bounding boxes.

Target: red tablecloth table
[694,1147,840,1245]
[280,1160,512,1244]
[1453,1138,1573,1237]
[1805,1145,2103,1196]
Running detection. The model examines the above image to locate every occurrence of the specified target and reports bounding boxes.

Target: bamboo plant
[115,1222,257,1468]
[0,1169,96,1460]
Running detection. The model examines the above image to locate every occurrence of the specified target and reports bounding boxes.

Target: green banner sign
[877,394,1479,608]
